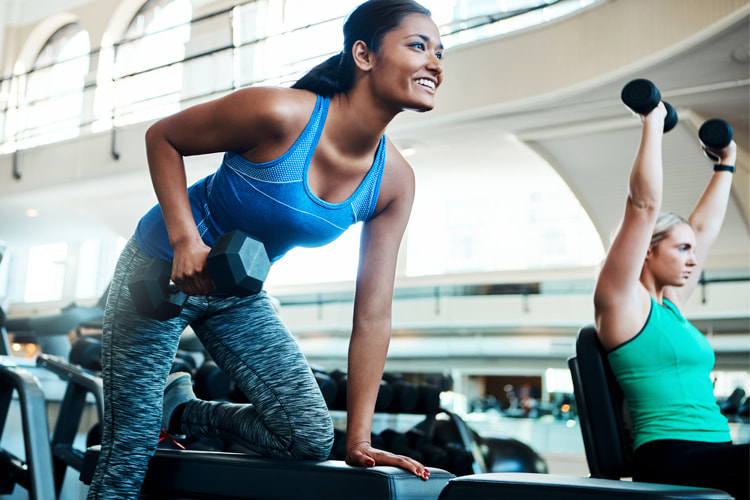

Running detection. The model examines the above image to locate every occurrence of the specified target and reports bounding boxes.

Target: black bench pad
[82,446,454,500]
[438,473,734,500]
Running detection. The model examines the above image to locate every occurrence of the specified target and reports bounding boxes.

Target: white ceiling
[0,3,748,269]
[389,11,750,270]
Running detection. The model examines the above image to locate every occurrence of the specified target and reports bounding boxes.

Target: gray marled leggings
[87,237,334,500]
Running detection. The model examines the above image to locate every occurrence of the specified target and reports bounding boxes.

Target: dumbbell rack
[320,366,488,476]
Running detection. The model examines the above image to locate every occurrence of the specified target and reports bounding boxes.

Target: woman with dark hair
[87,1,443,497]
[593,102,748,499]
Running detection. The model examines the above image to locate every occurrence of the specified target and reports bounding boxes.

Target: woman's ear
[645,244,655,261]
[352,40,374,72]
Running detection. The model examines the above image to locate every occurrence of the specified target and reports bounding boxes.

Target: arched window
[21,23,90,148]
[231,0,357,87]
[112,0,191,126]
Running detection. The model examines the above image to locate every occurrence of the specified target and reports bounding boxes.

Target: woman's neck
[327,90,397,155]
[640,271,666,305]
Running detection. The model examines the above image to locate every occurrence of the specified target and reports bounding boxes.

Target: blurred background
[0,0,747,497]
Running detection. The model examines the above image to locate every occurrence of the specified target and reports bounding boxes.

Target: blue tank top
[135,95,386,263]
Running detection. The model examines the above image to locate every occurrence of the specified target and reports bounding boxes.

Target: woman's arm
[143,87,313,295]
[666,140,736,307]
[344,143,428,480]
[594,104,667,350]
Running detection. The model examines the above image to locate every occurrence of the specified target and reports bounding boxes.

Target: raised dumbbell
[128,230,270,321]
[621,78,678,132]
[698,118,733,161]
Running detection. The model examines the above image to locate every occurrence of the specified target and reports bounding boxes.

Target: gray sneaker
[162,371,196,435]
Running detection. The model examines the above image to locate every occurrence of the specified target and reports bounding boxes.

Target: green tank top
[608,297,730,450]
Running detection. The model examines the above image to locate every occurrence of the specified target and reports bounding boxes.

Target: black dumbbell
[374,380,394,413]
[699,118,733,161]
[380,428,409,451]
[206,230,270,297]
[405,427,429,450]
[128,230,270,321]
[389,381,418,414]
[414,384,442,415]
[171,350,198,375]
[313,369,338,408]
[194,360,232,401]
[69,336,102,371]
[379,429,424,463]
[329,428,348,460]
[621,78,678,132]
[328,369,348,411]
[329,373,394,413]
[382,372,419,413]
[128,258,187,321]
[444,444,476,476]
[419,443,450,469]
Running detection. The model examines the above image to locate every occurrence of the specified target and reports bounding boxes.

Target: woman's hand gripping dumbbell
[128,230,270,321]
[621,78,678,132]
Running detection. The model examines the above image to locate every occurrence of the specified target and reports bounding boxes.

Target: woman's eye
[435,51,443,60]
[411,42,425,50]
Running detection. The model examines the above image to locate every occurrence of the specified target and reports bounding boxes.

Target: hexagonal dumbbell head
[207,230,270,297]
[128,258,187,321]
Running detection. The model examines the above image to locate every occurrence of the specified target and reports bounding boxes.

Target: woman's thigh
[634,439,749,499]
[191,293,332,441]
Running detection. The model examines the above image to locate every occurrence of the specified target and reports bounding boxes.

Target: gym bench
[438,473,735,499]
[79,446,734,500]
[81,446,455,500]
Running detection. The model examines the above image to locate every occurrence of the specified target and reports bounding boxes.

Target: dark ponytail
[292,0,431,97]
[292,52,355,97]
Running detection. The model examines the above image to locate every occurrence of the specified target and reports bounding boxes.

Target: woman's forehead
[666,223,695,241]
[393,13,441,40]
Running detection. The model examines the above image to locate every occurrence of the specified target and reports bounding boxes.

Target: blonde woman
[594,102,747,500]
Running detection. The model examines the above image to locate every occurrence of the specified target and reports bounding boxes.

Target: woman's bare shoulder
[226,86,319,133]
